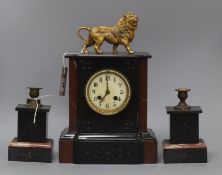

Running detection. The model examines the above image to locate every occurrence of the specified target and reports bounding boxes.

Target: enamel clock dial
[85,69,131,116]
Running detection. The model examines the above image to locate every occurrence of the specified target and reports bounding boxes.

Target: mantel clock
[59,52,157,164]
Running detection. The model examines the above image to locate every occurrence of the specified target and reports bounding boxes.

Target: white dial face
[85,69,131,116]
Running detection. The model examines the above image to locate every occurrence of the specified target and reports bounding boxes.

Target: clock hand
[99,88,110,103]
[99,94,107,103]
[100,81,110,103]
[106,80,110,92]
[106,78,109,90]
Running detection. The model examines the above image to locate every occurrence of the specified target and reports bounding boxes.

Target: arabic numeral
[94,82,98,87]
[106,75,110,81]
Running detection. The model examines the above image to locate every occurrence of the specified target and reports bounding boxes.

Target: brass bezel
[85,69,131,116]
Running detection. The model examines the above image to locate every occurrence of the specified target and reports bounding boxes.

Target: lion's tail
[77,26,91,41]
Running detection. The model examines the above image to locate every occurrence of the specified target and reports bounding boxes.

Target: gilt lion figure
[77,12,139,54]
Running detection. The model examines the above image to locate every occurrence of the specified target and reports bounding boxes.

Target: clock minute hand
[106,78,109,90]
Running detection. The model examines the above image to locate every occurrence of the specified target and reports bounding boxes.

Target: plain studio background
[0,0,222,174]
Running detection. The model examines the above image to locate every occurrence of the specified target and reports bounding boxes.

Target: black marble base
[16,104,51,142]
[163,139,207,163]
[73,132,157,164]
[8,138,53,163]
[166,106,202,144]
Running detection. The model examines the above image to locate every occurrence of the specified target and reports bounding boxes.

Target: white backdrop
[0,0,222,174]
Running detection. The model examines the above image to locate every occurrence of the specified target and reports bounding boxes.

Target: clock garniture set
[7,11,207,164]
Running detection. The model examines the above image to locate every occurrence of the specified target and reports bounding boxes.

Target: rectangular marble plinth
[8,138,53,163]
[163,139,207,163]
[59,128,157,164]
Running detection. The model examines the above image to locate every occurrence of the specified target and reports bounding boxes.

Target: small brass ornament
[174,88,191,110]
[77,12,139,54]
[26,87,42,108]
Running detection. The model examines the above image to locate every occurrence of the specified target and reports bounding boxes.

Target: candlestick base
[8,138,53,163]
[163,139,207,163]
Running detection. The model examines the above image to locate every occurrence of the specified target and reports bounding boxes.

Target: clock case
[59,52,157,164]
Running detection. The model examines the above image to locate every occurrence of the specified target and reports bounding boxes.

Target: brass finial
[174,88,191,110]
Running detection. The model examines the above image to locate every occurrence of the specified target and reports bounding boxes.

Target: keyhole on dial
[113,96,118,100]
[97,96,102,100]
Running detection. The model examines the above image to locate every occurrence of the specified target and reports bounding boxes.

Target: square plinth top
[64,52,152,59]
[15,104,51,112]
[166,106,202,114]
